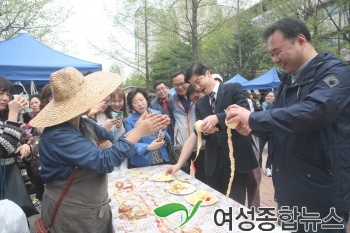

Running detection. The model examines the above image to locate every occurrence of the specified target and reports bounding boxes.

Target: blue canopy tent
[242,68,280,91]
[224,74,248,84]
[169,87,176,95]
[0,33,102,92]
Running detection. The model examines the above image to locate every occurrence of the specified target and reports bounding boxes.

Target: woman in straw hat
[30,67,169,233]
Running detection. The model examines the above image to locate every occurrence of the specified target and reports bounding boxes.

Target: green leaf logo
[154,200,203,229]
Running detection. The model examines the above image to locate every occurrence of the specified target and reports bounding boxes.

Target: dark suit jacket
[195,83,259,177]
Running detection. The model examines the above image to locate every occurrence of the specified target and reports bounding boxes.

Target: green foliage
[0,0,70,40]
[149,36,192,86]
[109,63,122,75]
[201,18,274,80]
[122,72,146,87]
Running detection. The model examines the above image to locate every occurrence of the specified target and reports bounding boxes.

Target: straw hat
[30,67,122,127]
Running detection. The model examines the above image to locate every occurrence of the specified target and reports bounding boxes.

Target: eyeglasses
[173,82,186,88]
[156,87,167,92]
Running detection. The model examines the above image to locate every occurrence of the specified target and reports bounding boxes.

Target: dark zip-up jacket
[249,51,350,213]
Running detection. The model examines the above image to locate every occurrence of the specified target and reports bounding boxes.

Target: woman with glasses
[124,88,171,168]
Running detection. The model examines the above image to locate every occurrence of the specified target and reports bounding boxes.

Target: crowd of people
[0,16,349,233]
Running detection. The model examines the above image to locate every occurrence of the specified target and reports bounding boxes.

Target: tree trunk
[192,0,199,63]
[144,0,150,92]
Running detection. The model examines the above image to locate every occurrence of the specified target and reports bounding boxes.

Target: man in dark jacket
[185,63,259,205]
[226,17,350,233]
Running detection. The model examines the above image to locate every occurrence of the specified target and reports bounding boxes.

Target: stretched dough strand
[226,127,235,200]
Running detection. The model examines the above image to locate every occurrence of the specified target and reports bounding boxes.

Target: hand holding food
[225,120,239,129]
[165,164,181,177]
[225,104,251,126]
[193,120,204,162]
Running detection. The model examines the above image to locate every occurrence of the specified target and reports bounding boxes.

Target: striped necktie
[210,92,216,113]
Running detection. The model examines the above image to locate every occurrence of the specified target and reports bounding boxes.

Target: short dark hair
[184,63,208,83]
[127,88,149,110]
[154,81,167,90]
[170,71,185,81]
[40,84,52,110]
[186,85,196,99]
[30,94,41,101]
[262,16,311,42]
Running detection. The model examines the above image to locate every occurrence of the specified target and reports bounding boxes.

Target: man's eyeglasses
[173,82,186,88]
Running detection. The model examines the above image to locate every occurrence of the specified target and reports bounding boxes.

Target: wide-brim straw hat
[30,67,122,128]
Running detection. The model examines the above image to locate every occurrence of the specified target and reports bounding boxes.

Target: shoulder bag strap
[48,167,78,229]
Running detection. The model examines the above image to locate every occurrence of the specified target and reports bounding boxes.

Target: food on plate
[186,190,218,206]
[152,172,173,181]
[167,180,195,195]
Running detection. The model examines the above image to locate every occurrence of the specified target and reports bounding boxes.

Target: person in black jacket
[226,17,350,233]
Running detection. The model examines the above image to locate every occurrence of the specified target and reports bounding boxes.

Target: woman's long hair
[107,87,128,118]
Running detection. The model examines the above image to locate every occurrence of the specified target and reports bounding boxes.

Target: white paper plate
[151,173,174,182]
[166,182,197,195]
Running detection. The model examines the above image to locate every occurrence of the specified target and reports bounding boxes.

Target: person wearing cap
[30,67,169,233]
[212,73,223,83]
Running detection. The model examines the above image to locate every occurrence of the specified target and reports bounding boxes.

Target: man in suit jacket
[185,63,259,205]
